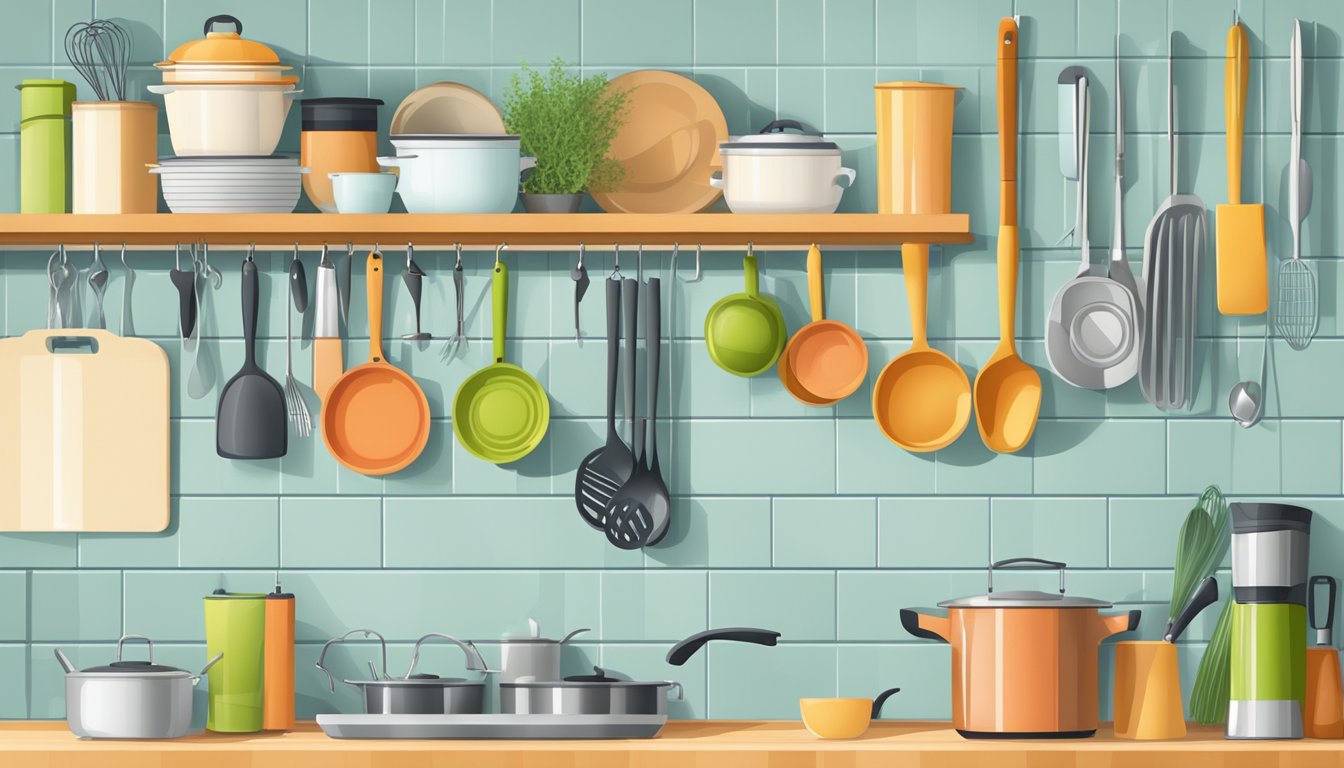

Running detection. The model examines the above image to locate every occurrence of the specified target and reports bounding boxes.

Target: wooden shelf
[0,213,971,248]
[2,720,1340,767]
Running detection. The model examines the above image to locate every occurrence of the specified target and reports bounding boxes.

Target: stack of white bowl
[147,14,306,213]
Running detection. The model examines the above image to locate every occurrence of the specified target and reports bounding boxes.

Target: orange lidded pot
[300,98,383,212]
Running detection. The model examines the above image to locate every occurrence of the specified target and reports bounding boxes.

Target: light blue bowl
[329,172,397,214]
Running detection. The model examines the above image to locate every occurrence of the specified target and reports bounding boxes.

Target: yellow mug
[1113,640,1186,739]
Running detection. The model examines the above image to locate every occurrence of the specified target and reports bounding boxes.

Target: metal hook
[454,243,463,269]
[747,241,754,259]
[494,243,507,266]
[174,243,183,271]
[119,242,128,270]
[91,241,103,270]
[637,243,645,284]
[203,242,222,288]
[247,243,255,263]
[689,244,703,282]
[577,242,585,270]
[612,243,622,279]
[292,243,301,264]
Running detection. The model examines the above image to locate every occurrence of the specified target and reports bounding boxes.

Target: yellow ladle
[872,243,970,452]
[974,17,1041,454]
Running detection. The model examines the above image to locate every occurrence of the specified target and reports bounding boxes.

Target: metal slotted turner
[1276,18,1316,350]
[1141,35,1207,411]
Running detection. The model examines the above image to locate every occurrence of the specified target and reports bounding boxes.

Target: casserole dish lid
[720,119,838,152]
[159,14,283,67]
[939,557,1113,609]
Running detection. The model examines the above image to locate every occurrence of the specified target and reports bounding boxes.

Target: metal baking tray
[315,713,668,740]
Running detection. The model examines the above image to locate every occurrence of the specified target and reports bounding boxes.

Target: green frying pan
[705,252,787,376]
[452,259,549,463]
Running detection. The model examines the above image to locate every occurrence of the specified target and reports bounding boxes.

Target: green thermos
[204,590,266,733]
[15,79,75,213]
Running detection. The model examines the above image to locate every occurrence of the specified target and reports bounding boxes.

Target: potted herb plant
[503,60,629,212]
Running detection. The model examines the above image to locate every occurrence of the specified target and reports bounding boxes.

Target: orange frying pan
[784,245,867,402]
[321,251,431,475]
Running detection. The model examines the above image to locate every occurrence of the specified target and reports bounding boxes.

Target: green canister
[204,590,266,733]
[16,79,75,213]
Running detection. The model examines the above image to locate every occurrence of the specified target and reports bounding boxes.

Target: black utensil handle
[646,278,660,465]
[665,627,781,666]
[621,278,639,443]
[1311,575,1337,632]
[871,687,901,719]
[171,270,196,338]
[403,268,423,334]
[1165,575,1218,642]
[204,13,242,35]
[241,259,258,367]
[899,609,948,642]
[604,278,621,437]
[290,259,309,314]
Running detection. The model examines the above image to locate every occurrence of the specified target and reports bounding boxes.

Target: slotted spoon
[575,278,634,528]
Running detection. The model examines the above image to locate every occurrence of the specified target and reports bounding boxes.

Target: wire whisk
[1276,258,1317,350]
[64,19,131,102]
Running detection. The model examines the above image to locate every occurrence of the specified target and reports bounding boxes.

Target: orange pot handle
[1097,609,1142,641]
[901,609,950,643]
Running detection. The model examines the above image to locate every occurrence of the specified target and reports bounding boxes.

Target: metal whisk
[64,19,131,102]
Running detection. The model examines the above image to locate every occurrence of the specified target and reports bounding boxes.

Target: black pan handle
[899,609,948,642]
[203,14,242,35]
[666,628,780,666]
[290,258,309,314]
[1311,575,1337,633]
[871,687,901,719]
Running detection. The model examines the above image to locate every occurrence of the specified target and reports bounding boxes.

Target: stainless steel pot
[316,630,490,715]
[498,620,590,683]
[55,634,221,739]
[500,667,682,715]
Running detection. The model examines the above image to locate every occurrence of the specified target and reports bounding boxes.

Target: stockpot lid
[720,119,839,153]
[66,634,194,677]
[159,14,283,67]
[938,557,1113,609]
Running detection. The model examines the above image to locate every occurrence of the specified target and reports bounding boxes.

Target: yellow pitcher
[874,82,958,215]
[1113,640,1187,739]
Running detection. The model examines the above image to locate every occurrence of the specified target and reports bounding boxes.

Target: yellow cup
[1113,640,1186,739]
[874,82,958,215]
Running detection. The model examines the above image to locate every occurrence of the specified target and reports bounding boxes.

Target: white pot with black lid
[710,119,856,214]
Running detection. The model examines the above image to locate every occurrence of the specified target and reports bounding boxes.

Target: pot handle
[54,648,76,674]
[146,85,174,95]
[1097,609,1142,641]
[900,609,950,643]
[203,14,243,36]
[282,89,304,102]
[759,119,814,136]
[191,652,224,686]
[376,156,416,167]
[709,171,724,189]
[558,627,590,645]
[661,681,685,701]
[405,633,494,676]
[832,167,857,189]
[315,628,388,693]
[117,633,154,663]
[989,557,1067,594]
[871,686,901,719]
[666,627,781,666]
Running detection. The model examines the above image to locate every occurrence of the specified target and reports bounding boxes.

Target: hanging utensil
[1141,34,1207,411]
[87,243,108,330]
[217,246,288,460]
[63,19,131,102]
[313,245,343,401]
[52,245,76,329]
[285,246,312,437]
[185,244,217,400]
[170,244,197,339]
[400,244,430,341]
[1227,319,1268,428]
[440,244,467,362]
[1276,18,1316,350]
[46,249,62,330]
[337,242,354,328]
[1110,36,1143,316]
[572,243,590,340]
[704,249,786,377]
[119,244,135,336]
[1165,576,1219,643]
[786,245,867,402]
[575,278,633,530]
[974,17,1041,454]
[606,278,671,550]
[322,251,432,475]
[290,246,309,315]
[1216,18,1267,316]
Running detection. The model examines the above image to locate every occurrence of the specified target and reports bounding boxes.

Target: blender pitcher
[204,590,266,732]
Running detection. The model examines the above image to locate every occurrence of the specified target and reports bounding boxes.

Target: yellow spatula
[1216,21,1266,315]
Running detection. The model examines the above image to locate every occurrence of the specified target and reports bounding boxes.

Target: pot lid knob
[160,14,283,67]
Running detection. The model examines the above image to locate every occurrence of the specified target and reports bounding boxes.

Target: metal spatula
[1276,18,1316,350]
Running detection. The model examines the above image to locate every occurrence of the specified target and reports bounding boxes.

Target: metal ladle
[1228,320,1268,428]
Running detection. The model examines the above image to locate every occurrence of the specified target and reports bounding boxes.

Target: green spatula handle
[743,252,759,298]
[493,260,508,364]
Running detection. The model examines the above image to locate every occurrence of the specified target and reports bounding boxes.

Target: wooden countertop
[2,720,1342,767]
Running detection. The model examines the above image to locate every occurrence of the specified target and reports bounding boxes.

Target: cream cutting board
[0,329,169,531]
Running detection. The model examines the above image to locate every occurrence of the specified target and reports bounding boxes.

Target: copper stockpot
[901,557,1139,739]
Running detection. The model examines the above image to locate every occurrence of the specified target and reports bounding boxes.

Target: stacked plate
[151,156,307,213]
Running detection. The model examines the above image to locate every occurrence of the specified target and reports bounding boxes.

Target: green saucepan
[705,252,787,376]
[453,259,549,463]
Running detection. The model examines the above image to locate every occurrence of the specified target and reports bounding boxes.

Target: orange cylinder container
[874,82,958,214]
[72,102,159,213]
[301,131,379,213]
[1306,647,1344,738]
[263,587,295,731]
[1113,641,1187,739]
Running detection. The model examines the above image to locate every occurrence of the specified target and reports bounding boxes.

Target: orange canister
[874,82,958,214]
[300,97,382,212]
[263,582,295,731]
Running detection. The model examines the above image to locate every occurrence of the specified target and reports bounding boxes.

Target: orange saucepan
[900,558,1139,739]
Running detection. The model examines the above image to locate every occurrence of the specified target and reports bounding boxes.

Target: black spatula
[575,278,634,528]
[217,253,287,459]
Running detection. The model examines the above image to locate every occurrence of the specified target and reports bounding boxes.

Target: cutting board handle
[45,335,100,354]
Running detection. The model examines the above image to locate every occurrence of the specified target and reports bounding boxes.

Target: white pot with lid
[55,634,221,739]
[379,134,536,214]
[711,120,856,214]
[149,15,299,156]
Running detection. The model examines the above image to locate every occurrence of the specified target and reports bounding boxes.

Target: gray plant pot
[521,193,584,213]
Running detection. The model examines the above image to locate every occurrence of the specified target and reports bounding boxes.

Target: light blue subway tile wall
[0,0,1339,723]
